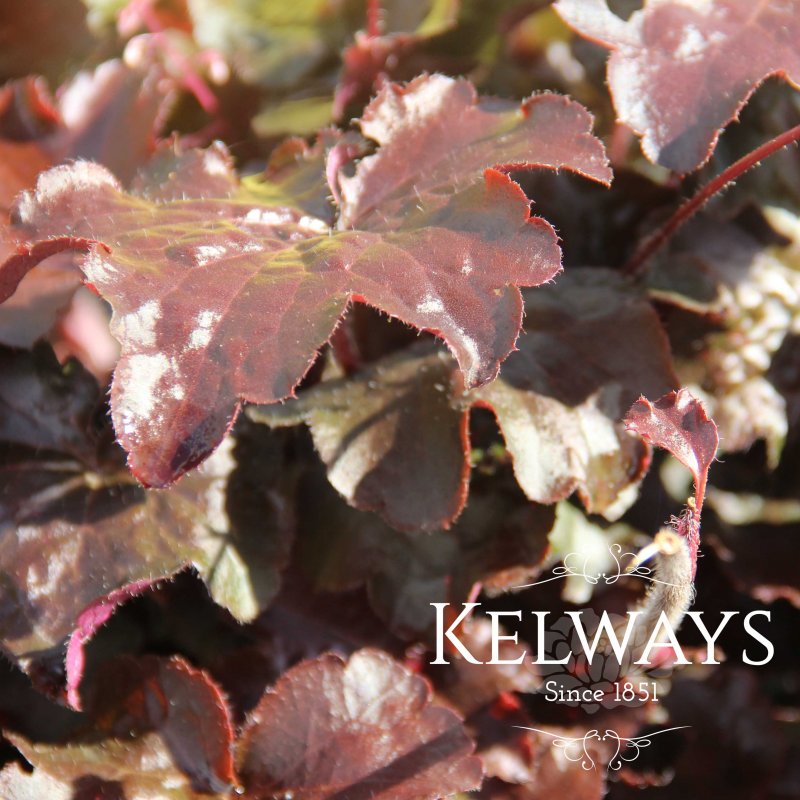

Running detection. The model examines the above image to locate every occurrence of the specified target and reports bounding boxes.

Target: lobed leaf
[1,74,610,487]
[0,7,796,800]
[338,74,611,228]
[555,0,800,172]
[254,269,676,529]
[625,389,718,512]
[0,347,293,683]
[237,648,483,800]
[0,61,172,348]
[291,462,554,636]
[625,388,719,568]
[6,655,235,798]
[254,345,469,531]
[473,269,675,519]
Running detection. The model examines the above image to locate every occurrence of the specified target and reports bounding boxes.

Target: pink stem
[329,323,361,374]
[608,122,634,168]
[624,122,800,277]
[136,0,219,115]
[366,0,381,37]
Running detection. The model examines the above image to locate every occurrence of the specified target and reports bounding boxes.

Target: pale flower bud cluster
[684,207,800,466]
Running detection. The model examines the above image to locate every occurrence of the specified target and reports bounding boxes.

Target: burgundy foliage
[0,1,798,799]
[1,75,610,487]
[237,649,483,800]
[625,389,718,568]
[0,59,171,349]
[556,0,800,172]
[8,655,236,797]
[0,347,293,691]
[256,269,676,530]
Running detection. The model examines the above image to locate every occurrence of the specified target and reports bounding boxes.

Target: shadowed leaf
[7,655,235,798]
[292,462,554,636]
[0,347,293,688]
[474,269,675,518]
[649,210,800,467]
[254,269,676,528]
[0,343,100,460]
[253,345,468,531]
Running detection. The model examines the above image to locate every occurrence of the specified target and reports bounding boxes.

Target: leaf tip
[34,161,120,211]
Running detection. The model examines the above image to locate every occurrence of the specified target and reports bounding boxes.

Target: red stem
[329,323,362,374]
[624,122,800,277]
[133,0,220,115]
[366,0,381,37]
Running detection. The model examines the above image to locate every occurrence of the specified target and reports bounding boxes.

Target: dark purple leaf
[630,670,788,799]
[0,348,293,689]
[255,269,676,529]
[254,345,469,531]
[707,515,800,609]
[0,344,99,460]
[474,269,675,518]
[625,389,718,512]
[65,578,162,709]
[237,649,483,800]
[291,461,554,636]
[7,655,236,798]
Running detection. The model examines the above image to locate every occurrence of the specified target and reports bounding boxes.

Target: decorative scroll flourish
[515,726,691,772]
[513,542,680,590]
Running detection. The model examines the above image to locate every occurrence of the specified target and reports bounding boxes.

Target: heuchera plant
[0,1,799,798]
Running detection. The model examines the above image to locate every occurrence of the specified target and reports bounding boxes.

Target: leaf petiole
[624,122,800,277]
